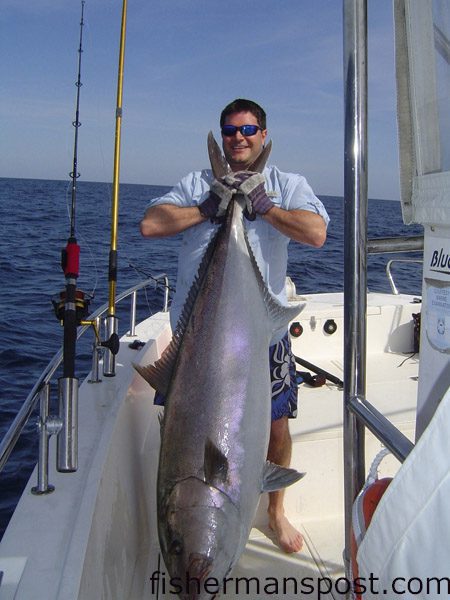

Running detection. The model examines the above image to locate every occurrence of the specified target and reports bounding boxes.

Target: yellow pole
[108,0,128,316]
[103,0,127,377]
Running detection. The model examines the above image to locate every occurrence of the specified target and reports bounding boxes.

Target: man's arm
[140,204,206,238]
[235,171,327,247]
[263,207,327,247]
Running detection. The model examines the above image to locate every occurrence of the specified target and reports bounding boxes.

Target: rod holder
[89,345,102,383]
[57,376,78,472]
[102,314,119,377]
[32,384,56,494]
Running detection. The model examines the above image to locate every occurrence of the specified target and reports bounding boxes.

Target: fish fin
[204,438,229,485]
[247,140,272,173]
[133,343,177,394]
[243,227,305,330]
[266,296,306,333]
[208,131,230,179]
[261,461,306,492]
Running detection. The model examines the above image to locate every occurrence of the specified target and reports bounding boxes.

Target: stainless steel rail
[367,235,423,254]
[342,0,419,587]
[349,396,414,463]
[386,259,423,295]
[343,0,368,573]
[0,275,169,480]
[367,235,423,294]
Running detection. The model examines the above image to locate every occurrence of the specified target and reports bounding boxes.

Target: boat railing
[385,258,423,295]
[0,274,169,494]
[367,234,423,294]
[346,234,422,463]
[367,234,423,254]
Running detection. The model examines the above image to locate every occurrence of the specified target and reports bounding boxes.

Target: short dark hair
[220,99,267,130]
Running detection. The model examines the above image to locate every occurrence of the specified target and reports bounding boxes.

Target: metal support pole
[128,290,137,337]
[367,235,424,254]
[343,0,368,578]
[163,276,169,312]
[57,376,78,472]
[88,316,102,383]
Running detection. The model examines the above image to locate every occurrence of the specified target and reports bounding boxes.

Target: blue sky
[1,1,400,199]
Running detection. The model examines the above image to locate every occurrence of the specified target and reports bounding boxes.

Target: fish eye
[169,540,183,556]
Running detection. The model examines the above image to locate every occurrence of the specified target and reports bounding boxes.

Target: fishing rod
[102,0,128,377]
[69,0,85,241]
[52,1,90,473]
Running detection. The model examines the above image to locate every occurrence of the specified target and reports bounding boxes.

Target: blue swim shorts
[154,332,298,421]
[269,332,298,420]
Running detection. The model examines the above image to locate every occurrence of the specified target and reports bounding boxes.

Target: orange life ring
[351,477,392,599]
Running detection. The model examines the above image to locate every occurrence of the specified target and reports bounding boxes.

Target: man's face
[221,111,267,172]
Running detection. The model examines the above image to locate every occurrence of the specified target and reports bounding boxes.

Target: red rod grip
[64,241,80,277]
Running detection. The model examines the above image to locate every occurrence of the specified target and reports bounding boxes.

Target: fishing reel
[52,289,92,325]
[52,237,93,325]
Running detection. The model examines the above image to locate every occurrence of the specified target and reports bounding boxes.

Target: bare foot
[269,513,303,553]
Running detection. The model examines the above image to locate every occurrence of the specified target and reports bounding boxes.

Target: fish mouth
[188,552,212,580]
[185,553,213,599]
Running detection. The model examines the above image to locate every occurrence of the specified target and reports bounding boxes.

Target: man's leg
[267,416,303,553]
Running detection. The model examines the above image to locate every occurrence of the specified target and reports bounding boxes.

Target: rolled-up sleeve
[285,176,330,228]
[146,171,212,209]
[266,167,330,228]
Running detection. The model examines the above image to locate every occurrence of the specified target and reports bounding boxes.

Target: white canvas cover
[395,0,450,225]
[356,384,450,598]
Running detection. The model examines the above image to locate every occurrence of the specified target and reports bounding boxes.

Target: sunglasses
[221,124,263,137]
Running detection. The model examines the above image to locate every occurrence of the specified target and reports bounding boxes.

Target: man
[140,98,329,553]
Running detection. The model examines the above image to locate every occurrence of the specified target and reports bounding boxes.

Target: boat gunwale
[0,274,170,476]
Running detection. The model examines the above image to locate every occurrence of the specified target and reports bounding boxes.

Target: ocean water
[0,177,423,539]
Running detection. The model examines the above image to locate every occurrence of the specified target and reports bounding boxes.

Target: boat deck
[0,292,419,599]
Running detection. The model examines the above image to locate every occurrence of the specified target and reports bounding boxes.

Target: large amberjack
[135,136,305,599]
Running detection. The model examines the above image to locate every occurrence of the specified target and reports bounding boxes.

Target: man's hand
[233,172,274,221]
[199,177,236,222]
